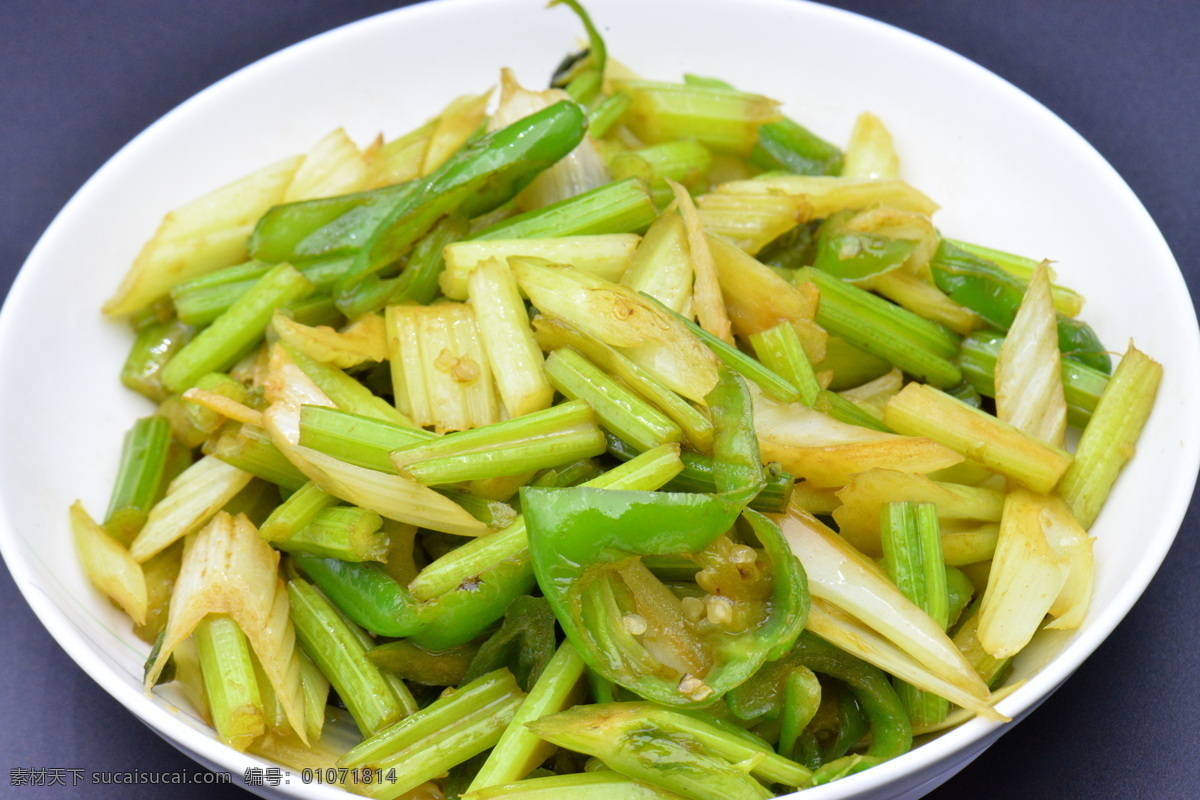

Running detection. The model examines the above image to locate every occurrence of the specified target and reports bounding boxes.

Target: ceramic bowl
[2,1,1197,798]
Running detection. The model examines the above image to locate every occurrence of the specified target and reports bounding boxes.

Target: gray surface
[2,1,1197,797]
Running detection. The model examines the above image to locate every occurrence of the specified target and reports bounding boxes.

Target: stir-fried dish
[72,3,1161,797]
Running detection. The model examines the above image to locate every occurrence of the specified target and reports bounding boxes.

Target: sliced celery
[283,343,415,428]
[468,642,588,790]
[298,405,434,473]
[883,383,1072,494]
[271,506,387,562]
[797,267,961,388]
[587,91,632,139]
[880,502,949,727]
[533,315,714,453]
[957,331,1107,428]
[613,79,781,156]
[1058,345,1162,528]
[339,669,525,800]
[544,350,681,452]
[104,415,174,546]
[288,577,414,737]
[749,323,821,406]
[121,318,196,402]
[391,400,606,485]
[471,177,656,240]
[161,263,313,393]
[194,614,265,752]
[206,422,308,491]
[643,294,801,403]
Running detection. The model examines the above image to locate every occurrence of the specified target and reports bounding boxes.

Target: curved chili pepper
[523,488,807,707]
[460,595,558,692]
[727,631,912,762]
[347,100,588,283]
[250,100,587,273]
[292,553,535,650]
[930,240,1111,373]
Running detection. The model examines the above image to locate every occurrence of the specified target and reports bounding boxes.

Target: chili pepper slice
[293,553,535,651]
[726,631,912,761]
[524,487,806,706]
[930,240,1111,373]
[250,100,587,275]
[461,595,559,692]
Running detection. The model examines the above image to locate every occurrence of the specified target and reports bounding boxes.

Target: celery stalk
[958,331,1106,428]
[696,190,809,255]
[70,501,148,626]
[288,577,413,737]
[544,349,681,452]
[1057,344,1162,528]
[880,502,950,727]
[883,383,1073,494]
[162,263,313,393]
[471,177,656,240]
[813,335,891,391]
[271,506,387,562]
[259,481,338,542]
[104,415,174,546]
[953,599,1013,688]
[468,257,555,418]
[749,323,821,406]
[283,343,416,428]
[194,614,265,752]
[129,455,254,562]
[588,91,632,139]
[339,670,525,800]
[462,771,684,800]
[529,702,809,795]
[468,642,588,790]
[298,405,435,473]
[532,315,714,453]
[391,399,607,484]
[206,422,309,491]
[121,318,196,402]
[620,211,693,314]
[441,234,638,300]
[613,79,781,156]
[797,267,961,388]
[644,294,801,403]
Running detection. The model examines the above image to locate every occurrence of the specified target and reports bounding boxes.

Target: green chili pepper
[813,229,917,283]
[250,101,587,276]
[346,101,588,284]
[524,485,807,707]
[292,553,536,651]
[726,631,912,762]
[824,689,869,763]
[604,434,794,513]
[461,595,559,692]
[249,181,417,264]
[333,211,469,317]
[930,240,1111,373]
[367,639,480,687]
[549,0,607,105]
[751,118,844,176]
[706,368,767,508]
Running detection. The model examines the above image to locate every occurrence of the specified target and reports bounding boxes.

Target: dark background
[2,1,1197,798]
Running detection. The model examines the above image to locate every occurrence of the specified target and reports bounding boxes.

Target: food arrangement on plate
[60,2,1164,798]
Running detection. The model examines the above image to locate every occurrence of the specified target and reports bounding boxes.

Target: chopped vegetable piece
[1058,344,1162,528]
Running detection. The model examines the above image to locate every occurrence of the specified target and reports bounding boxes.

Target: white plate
[1,0,1197,798]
